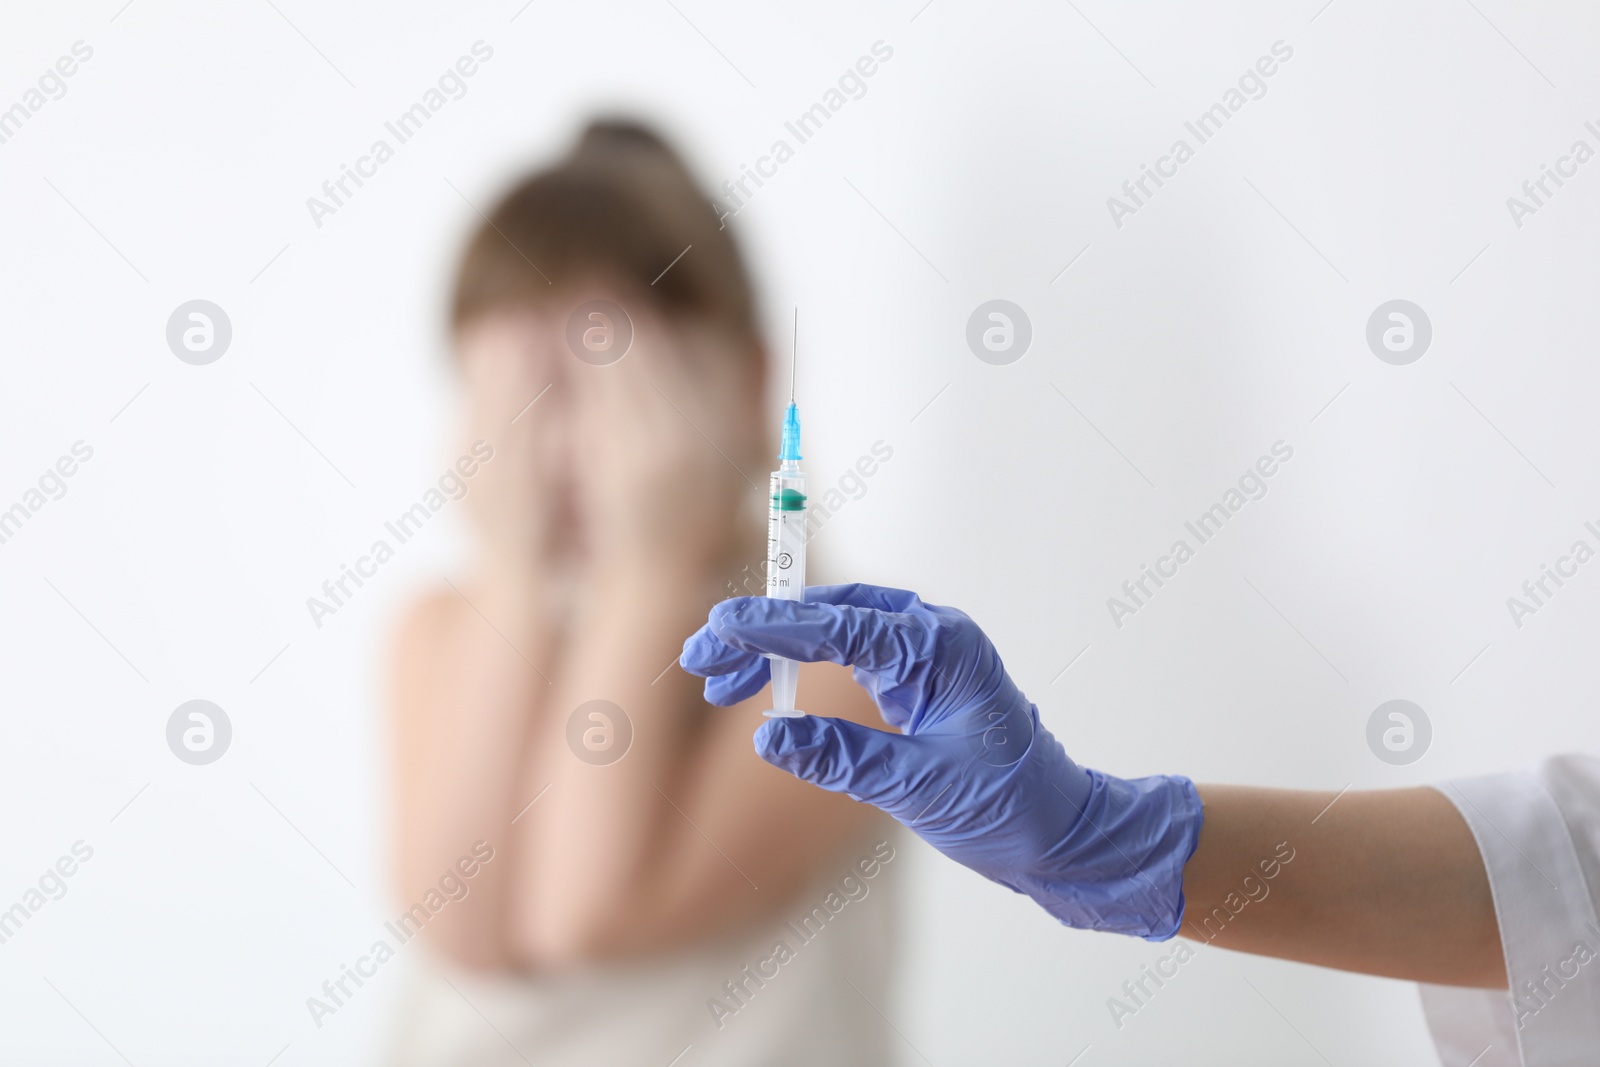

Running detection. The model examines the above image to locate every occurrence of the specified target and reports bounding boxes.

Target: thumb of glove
[753,715,909,806]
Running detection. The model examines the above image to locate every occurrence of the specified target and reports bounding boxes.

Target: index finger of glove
[801,582,930,615]
[680,583,930,680]
[680,619,760,678]
[708,596,924,676]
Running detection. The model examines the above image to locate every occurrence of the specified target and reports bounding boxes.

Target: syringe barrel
[765,465,806,716]
[765,467,807,601]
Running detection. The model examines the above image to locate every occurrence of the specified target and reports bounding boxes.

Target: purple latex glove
[680,583,1203,940]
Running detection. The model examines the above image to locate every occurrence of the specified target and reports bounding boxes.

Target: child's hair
[450,118,759,350]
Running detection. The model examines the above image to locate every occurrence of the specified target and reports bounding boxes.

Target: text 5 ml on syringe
[765,313,806,718]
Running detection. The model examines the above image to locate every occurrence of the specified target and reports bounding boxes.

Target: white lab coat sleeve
[1419,756,1600,1067]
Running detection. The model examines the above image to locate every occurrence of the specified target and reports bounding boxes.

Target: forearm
[511,560,718,962]
[392,579,555,967]
[1178,784,1505,987]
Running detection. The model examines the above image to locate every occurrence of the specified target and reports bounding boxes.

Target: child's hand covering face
[568,306,761,570]
[456,307,578,575]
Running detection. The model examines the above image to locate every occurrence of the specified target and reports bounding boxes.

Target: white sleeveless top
[382,833,903,1066]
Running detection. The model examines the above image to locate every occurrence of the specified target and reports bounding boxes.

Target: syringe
[765,312,807,718]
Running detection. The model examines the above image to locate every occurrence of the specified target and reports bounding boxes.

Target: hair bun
[451,115,758,350]
[572,118,674,159]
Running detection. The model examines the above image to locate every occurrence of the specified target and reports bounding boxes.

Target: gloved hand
[680,583,1203,940]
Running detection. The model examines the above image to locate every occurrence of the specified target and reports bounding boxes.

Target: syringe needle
[790,308,798,403]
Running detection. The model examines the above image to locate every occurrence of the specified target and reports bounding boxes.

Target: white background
[3,1,1599,1064]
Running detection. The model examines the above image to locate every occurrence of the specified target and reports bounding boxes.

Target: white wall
[3,1,1598,1063]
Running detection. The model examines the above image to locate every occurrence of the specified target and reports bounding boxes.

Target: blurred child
[384,120,898,1065]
